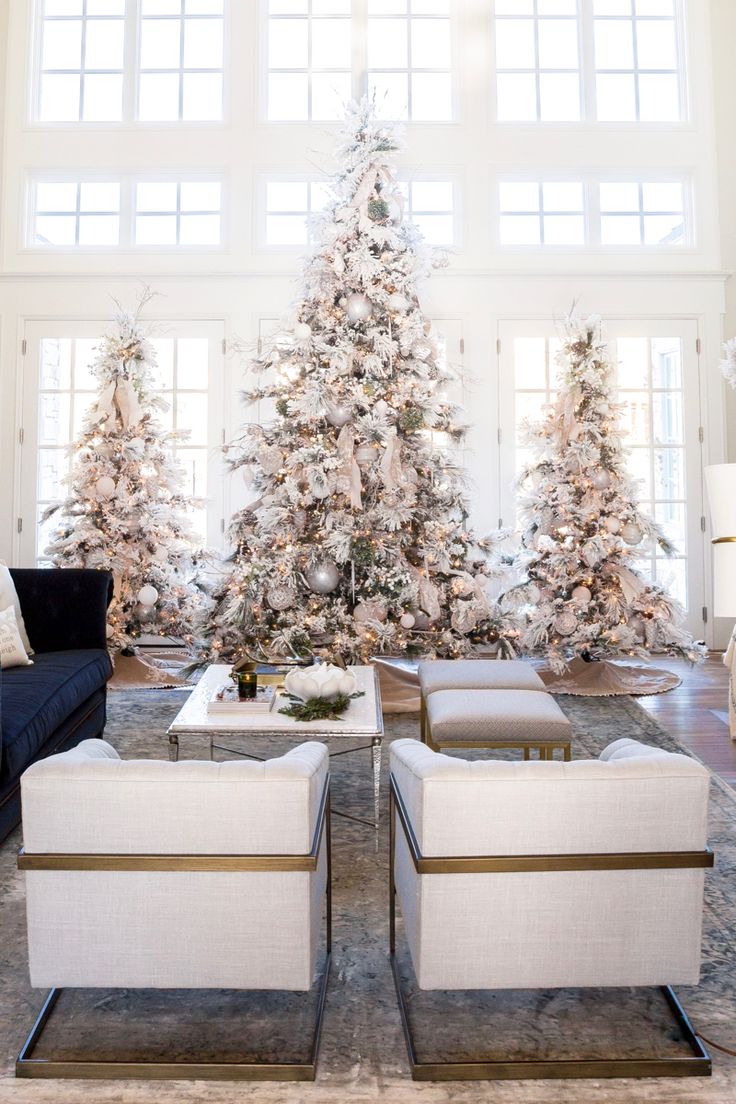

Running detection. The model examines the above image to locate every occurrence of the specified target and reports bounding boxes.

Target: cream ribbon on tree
[335,424,362,509]
[380,430,403,489]
[98,375,142,431]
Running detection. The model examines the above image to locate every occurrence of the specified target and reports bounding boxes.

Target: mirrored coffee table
[167,664,384,835]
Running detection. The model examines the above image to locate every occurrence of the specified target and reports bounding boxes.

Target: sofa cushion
[419,659,545,696]
[426,687,572,745]
[1,650,112,785]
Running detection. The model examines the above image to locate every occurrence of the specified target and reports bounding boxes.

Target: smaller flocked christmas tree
[44,294,207,649]
[496,312,706,675]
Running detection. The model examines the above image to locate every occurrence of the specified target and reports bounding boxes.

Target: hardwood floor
[637,653,736,787]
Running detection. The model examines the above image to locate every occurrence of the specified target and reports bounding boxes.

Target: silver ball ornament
[591,470,611,490]
[137,584,159,607]
[387,293,409,313]
[604,516,621,534]
[621,522,644,546]
[267,585,296,611]
[306,561,340,594]
[554,611,578,636]
[400,612,416,629]
[346,293,373,324]
[571,585,592,605]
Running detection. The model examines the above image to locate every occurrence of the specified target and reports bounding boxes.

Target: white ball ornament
[604,516,621,534]
[95,475,116,498]
[326,403,352,428]
[400,612,416,629]
[105,624,115,639]
[346,293,373,324]
[293,322,312,342]
[621,522,644,546]
[137,584,159,607]
[305,561,340,594]
[554,611,578,636]
[591,470,611,490]
[387,293,409,313]
[571,586,592,605]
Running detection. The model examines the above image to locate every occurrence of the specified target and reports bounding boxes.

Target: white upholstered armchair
[389,736,713,1082]
[18,738,331,1081]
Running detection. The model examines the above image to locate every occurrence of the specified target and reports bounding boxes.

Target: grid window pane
[134,180,223,246]
[368,10,452,120]
[495,5,581,122]
[35,215,77,245]
[36,182,79,211]
[268,8,352,121]
[600,180,686,246]
[78,214,120,244]
[38,1,125,122]
[499,180,586,246]
[138,5,225,121]
[32,179,122,247]
[179,213,221,244]
[137,182,178,211]
[136,214,178,244]
[594,5,681,121]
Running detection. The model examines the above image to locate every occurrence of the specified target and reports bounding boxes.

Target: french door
[498,319,706,636]
[17,319,226,564]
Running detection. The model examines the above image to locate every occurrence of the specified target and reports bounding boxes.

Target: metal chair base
[390,957,711,1082]
[17,960,331,1082]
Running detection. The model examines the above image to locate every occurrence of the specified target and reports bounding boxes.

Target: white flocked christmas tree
[197,98,510,666]
[495,312,706,675]
[44,294,207,650]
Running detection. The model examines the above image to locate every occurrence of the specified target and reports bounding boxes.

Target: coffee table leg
[168,732,179,763]
[371,737,382,842]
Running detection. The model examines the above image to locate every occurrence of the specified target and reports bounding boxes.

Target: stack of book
[206,684,277,715]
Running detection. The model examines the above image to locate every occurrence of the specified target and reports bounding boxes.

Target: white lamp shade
[705,464,736,617]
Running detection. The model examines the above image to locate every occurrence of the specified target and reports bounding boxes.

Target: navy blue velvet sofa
[0,568,113,841]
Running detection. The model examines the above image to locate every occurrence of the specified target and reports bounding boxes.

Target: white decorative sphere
[346,292,373,324]
[621,522,644,546]
[95,475,116,498]
[387,293,409,313]
[306,561,340,594]
[326,403,352,428]
[355,442,379,466]
[267,585,295,611]
[137,584,159,607]
[353,600,387,623]
[135,603,152,621]
[591,470,611,490]
[554,611,578,636]
[604,516,621,534]
[293,322,312,342]
[284,663,356,702]
[571,585,592,605]
[400,612,416,629]
[105,623,115,639]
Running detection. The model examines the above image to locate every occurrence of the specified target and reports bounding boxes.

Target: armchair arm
[10,568,113,654]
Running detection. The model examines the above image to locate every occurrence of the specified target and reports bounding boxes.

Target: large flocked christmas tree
[496,313,705,675]
[44,295,207,650]
[198,99,508,666]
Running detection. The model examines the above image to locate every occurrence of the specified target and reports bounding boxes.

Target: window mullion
[124,0,139,122]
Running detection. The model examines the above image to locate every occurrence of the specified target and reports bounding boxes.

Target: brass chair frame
[16,776,332,1082]
[389,773,713,1081]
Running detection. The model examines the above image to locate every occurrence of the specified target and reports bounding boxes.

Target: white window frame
[23,171,227,252]
[491,0,689,126]
[30,0,229,127]
[493,171,694,252]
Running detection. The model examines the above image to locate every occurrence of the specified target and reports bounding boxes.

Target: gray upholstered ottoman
[425,688,572,761]
[418,659,545,740]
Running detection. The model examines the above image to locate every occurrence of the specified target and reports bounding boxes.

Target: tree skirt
[108,649,194,691]
[539,657,681,696]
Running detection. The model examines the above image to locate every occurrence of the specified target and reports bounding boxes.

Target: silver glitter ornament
[326,403,352,428]
[306,561,340,594]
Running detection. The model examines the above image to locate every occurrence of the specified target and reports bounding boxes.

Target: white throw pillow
[0,605,33,669]
[0,561,34,654]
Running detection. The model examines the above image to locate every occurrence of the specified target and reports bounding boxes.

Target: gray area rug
[0,693,734,1103]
